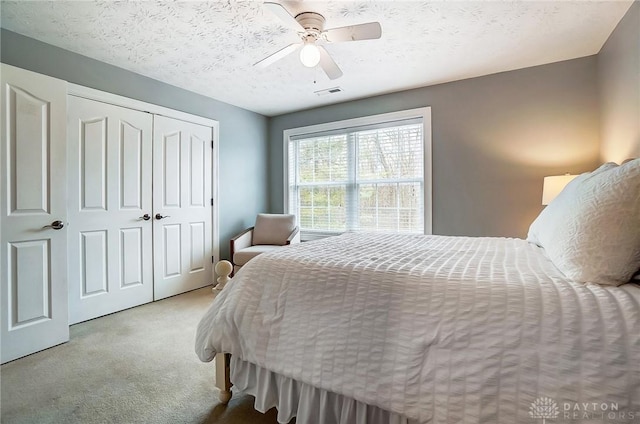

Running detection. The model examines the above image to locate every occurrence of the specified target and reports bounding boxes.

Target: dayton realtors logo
[529,397,638,422]
[562,401,636,421]
[529,397,560,423]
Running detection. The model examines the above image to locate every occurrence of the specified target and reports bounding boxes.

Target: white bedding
[195,233,640,423]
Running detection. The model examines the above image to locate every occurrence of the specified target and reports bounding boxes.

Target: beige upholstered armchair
[230,213,300,275]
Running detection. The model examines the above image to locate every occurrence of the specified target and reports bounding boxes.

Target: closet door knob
[139,214,151,221]
[43,220,65,230]
[155,214,170,220]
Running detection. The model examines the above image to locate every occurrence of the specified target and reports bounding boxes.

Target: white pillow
[527,159,640,286]
[527,162,617,246]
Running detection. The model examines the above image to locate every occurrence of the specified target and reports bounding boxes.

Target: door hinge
[211,140,214,149]
[212,256,214,263]
[210,198,213,206]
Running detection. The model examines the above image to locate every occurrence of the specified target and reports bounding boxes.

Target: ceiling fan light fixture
[299,43,321,67]
[258,2,381,79]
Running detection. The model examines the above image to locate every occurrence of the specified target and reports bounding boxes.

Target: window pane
[298,135,347,183]
[298,185,346,231]
[357,183,422,233]
[399,183,422,232]
[357,124,422,181]
[358,183,397,232]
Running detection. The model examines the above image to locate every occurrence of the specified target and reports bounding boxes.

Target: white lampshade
[542,174,577,205]
[299,43,320,67]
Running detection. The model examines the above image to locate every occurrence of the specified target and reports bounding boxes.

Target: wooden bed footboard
[215,353,233,404]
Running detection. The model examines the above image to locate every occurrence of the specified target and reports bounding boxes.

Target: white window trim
[283,107,432,238]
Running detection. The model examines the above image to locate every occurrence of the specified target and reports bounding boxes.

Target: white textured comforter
[196,233,640,423]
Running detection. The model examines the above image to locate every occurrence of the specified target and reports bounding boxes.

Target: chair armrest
[285,227,300,245]
[230,227,254,261]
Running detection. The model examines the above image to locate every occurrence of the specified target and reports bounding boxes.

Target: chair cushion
[233,245,285,266]
[252,213,296,246]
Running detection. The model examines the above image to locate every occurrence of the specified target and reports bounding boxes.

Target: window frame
[283,107,432,240]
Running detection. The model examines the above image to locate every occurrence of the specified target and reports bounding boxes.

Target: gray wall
[598,2,640,162]
[1,29,269,261]
[269,57,601,238]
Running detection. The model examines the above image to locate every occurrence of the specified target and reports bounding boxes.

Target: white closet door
[0,64,69,363]
[153,115,213,300]
[67,96,153,324]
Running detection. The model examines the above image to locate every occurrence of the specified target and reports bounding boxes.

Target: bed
[195,159,640,424]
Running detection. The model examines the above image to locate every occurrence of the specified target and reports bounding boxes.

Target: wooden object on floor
[215,353,233,404]
[214,260,232,291]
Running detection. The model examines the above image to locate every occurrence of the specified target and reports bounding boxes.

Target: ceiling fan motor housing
[295,12,325,36]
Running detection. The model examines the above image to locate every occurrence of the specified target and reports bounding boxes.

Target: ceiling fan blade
[318,46,343,80]
[323,22,382,42]
[254,43,301,68]
[264,2,305,32]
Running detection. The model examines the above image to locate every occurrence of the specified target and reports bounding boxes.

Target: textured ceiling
[0,1,633,116]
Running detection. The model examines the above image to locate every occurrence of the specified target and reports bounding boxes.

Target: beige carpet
[0,288,283,424]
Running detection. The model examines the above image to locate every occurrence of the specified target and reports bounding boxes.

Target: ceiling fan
[254,2,382,80]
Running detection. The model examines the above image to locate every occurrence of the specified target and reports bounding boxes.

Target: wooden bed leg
[215,353,233,404]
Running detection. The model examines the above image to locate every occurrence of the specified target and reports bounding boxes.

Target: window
[284,108,432,240]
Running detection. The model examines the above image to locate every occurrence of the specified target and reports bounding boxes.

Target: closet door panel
[153,116,212,300]
[80,118,107,210]
[80,230,108,296]
[68,96,153,324]
[161,132,182,208]
[120,121,144,210]
[120,228,143,287]
[1,64,69,364]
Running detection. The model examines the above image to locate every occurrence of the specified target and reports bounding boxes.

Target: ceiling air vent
[314,87,343,96]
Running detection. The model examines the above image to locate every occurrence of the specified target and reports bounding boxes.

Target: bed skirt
[231,356,416,424]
